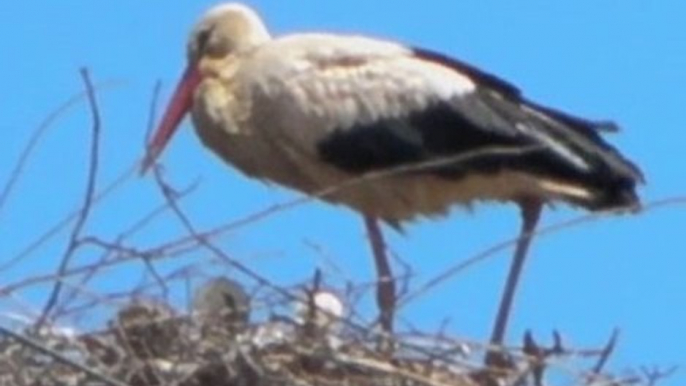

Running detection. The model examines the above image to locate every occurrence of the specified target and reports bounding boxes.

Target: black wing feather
[316,47,643,210]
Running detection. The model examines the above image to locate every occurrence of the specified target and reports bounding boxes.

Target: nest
[1,275,520,386]
[1,275,645,386]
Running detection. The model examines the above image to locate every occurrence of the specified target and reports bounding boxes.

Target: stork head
[142,3,271,172]
[187,3,271,64]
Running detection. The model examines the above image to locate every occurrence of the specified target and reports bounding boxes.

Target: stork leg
[486,199,543,366]
[363,215,396,334]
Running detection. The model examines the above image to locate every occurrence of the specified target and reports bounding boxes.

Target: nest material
[1,278,633,386]
[0,299,484,386]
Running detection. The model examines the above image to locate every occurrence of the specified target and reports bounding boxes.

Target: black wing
[316,47,643,210]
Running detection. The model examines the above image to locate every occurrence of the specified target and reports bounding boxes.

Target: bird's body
[145,2,642,340]
[178,26,641,224]
[191,33,485,221]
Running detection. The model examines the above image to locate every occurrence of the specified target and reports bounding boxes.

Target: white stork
[143,3,642,348]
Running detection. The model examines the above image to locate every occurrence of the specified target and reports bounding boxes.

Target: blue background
[1,1,684,383]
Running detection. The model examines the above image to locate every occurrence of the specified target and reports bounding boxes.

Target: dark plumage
[318,47,642,211]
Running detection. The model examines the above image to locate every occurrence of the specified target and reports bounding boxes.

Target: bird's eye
[196,27,213,54]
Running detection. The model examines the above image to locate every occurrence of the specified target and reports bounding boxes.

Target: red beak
[141,65,202,174]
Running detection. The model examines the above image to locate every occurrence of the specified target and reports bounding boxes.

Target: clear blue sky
[2,0,685,383]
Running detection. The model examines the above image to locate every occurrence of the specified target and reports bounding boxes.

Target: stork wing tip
[593,120,621,133]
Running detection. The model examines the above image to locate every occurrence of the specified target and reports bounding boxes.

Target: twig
[398,206,628,312]
[5,194,686,319]
[32,179,199,318]
[151,166,285,299]
[0,231,196,297]
[148,167,450,361]
[57,263,198,319]
[302,238,348,279]
[0,161,137,274]
[38,68,102,326]
[0,80,120,219]
[144,79,163,146]
[591,328,620,376]
[641,365,678,386]
[0,324,131,386]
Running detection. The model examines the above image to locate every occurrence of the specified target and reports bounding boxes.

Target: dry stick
[74,147,540,329]
[149,168,433,354]
[4,190,685,375]
[57,263,198,319]
[59,81,171,308]
[0,80,121,219]
[132,180,203,301]
[143,80,163,145]
[146,159,554,368]
[43,81,169,321]
[128,80,179,302]
[51,149,195,318]
[302,238,349,279]
[37,278,125,321]
[47,181,199,319]
[150,170,373,340]
[397,205,631,312]
[55,227,152,317]
[641,365,679,386]
[590,328,620,377]
[0,162,137,274]
[391,248,413,301]
[0,324,131,386]
[0,233,199,297]
[0,202,686,382]
[38,68,102,327]
[0,88,132,276]
[151,167,285,300]
[53,183,171,319]
[5,195,685,310]
[134,245,172,301]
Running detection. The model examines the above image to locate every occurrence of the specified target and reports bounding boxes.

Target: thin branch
[591,328,620,376]
[151,166,285,298]
[144,79,163,146]
[53,80,169,317]
[5,195,686,313]
[0,161,137,274]
[0,233,193,297]
[34,180,199,319]
[38,68,102,326]
[149,167,443,358]
[641,365,678,386]
[397,205,635,312]
[0,80,121,219]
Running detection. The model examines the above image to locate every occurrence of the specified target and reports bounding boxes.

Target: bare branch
[641,365,678,386]
[38,68,103,326]
[0,80,121,219]
[590,328,620,377]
